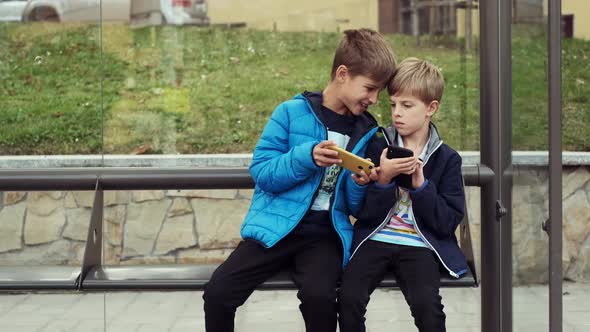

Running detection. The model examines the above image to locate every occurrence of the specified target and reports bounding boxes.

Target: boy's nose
[368,92,378,104]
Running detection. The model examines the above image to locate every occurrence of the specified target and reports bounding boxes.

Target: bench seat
[80,264,477,290]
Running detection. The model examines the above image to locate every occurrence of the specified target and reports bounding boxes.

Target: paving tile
[0,282,588,331]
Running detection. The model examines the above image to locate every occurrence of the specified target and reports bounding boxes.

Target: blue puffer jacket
[240,91,379,267]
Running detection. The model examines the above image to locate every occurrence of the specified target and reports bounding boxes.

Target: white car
[166,0,208,25]
[21,0,208,25]
[0,0,27,22]
[134,0,208,26]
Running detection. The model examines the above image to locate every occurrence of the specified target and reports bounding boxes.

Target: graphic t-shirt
[291,106,356,236]
[370,134,431,248]
[369,188,428,248]
[310,130,350,211]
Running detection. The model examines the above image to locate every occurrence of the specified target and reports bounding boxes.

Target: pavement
[1,282,589,331]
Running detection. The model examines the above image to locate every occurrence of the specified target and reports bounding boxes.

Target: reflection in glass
[1,1,483,157]
[102,1,481,155]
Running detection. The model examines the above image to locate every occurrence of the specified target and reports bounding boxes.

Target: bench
[0,167,482,291]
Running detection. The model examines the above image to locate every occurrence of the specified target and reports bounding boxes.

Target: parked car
[0,0,27,22]
[21,0,208,25]
[22,0,129,22]
[133,0,209,26]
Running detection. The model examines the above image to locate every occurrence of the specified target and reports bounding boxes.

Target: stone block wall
[464,165,590,284]
[0,189,254,267]
[0,165,588,285]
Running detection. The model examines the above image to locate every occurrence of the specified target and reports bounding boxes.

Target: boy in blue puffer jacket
[203,28,397,332]
[338,58,467,332]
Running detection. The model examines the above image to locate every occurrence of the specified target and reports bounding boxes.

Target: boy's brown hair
[387,57,444,104]
[331,28,397,85]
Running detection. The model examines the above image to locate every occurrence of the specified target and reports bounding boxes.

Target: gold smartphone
[327,145,375,175]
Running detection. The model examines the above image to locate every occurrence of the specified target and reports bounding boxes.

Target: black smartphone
[385,146,414,189]
[387,146,414,159]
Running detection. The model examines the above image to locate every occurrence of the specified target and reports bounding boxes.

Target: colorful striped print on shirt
[370,188,429,248]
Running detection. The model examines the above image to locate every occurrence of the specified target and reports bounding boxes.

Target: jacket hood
[297,91,379,130]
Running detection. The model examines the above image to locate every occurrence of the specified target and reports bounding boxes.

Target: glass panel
[103,189,246,265]
[0,5,102,160]
[0,2,104,329]
[0,190,104,330]
[102,0,480,166]
[511,1,550,330]
[100,0,483,329]
[560,2,590,331]
[0,191,91,266]
[1,0,488,330]
[102,188,245,329]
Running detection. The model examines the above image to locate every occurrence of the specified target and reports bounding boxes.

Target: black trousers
[203,232,343,332]
[338,241,446,332]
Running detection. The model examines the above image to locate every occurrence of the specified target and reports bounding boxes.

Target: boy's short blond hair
[331,29,397,86]
[387,57,444,104]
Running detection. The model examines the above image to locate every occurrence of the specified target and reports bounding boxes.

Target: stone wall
[466,165,590,284]
[0,164,588,285]
[0,189,253,267]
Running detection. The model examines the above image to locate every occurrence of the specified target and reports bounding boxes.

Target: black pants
[203,232,343,332]
[338,241,445,332]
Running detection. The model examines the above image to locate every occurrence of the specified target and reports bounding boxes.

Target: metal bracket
[542,218,550,234]
[495,200,507,220]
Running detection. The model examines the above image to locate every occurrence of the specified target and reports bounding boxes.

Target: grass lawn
[0,23,588,155]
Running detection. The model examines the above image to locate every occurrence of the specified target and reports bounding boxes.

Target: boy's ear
[335,65,349,82]
[427,100,439,117]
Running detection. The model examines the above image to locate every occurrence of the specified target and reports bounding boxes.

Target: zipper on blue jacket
[330,127,378,263]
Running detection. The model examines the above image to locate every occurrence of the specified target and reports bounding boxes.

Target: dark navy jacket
[348,124,468,278]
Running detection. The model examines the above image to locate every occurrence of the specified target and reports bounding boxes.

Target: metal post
[548,0,563,330]
[499,1,514,330]
[480,0,513,331]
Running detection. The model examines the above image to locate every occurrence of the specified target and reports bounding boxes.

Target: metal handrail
[0,165,493,191]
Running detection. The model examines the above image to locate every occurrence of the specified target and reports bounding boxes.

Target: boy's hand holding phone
[313,141,377,184]
[313,141,342,167]
[377,147,418,187]
[351,161,378,186]
[411,159,425,189]
[325,145,375,176]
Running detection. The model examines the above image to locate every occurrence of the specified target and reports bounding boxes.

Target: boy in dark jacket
[203,29,397,332]
[338,57,467,332]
